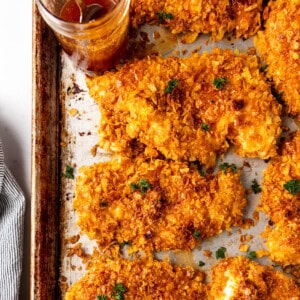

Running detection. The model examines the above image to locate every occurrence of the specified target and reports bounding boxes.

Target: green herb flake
[164,79,178,94]
[283,179,300,195]
[139,178,151,195]
[220,163,238,174]
[216,247,226,259]
[129,183,139,191]
[260,65,268,72]
[213,77,228,90]
[247,251,257,260]
[193,229,200,240]
[112,283,127,300]
[100,201,108,207]
[201,123,210,131]
[120,241,131,248]
[198,260,205,267]
[198,168,206,177]
[62,165,74,179]
[156,11,174,24]
[97,296,108,300]
[251,179,262,194]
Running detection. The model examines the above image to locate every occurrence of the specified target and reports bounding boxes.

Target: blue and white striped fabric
[0,139,25,300]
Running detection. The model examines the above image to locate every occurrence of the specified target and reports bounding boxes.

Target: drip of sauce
[59,0,115,23]
[173,251,198,269]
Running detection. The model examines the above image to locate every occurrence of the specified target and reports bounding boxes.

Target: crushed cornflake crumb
[256,249,270,258]
[203,250,212,257]
[68,108,78,116]
[239,244,250,252]
[90,144,98,157]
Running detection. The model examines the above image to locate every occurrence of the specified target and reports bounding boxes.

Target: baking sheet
[58,24,300,295]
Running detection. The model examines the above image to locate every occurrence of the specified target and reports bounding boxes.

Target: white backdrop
[0,1,32,299]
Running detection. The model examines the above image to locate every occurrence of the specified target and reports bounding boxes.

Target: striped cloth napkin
[0,138,25,300]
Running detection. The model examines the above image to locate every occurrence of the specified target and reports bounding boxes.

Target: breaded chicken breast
[254,0,300,120]
[86,49,282,168]
[208,256,300,300]
[73,157,246,252]
[130,0,263,41]
[65,256,207,300]
[259,131,300,265]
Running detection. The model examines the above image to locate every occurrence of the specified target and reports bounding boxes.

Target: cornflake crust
[86,49,282,169]
[65,256,207,300]
[130,0,263,41]
[208,256,300,299]
[73,157,246,252]
[259,131,300,265]
[254,0,300,120]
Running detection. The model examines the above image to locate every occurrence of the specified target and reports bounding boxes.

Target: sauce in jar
[37,0,130,73]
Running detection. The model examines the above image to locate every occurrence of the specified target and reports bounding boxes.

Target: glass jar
[36,0,130,73]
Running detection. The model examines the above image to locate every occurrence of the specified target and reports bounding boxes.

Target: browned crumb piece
[65,257,207,300]
[74,157,246,252]
[203,250,212,258]
[254,0,300,119]
[239,244,250,252]
[66,234,80,245]
[130,0,262,41]
[86,49,281,168]
[208,256,300,299]
[90,144,98,157]
[66,243,85,258]
[241,218,255,229]
[252,210,259,221]
[259,131,300,265]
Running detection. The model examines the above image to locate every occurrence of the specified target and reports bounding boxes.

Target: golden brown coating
[73,157,246,252]
[130,0,262,41]
[259,131,300,265]
[254,0,300,119]
[264,220,300,266]
[208,256,300,300]
[86,49,282,168]
[65,256,207,300]
[260,131,300,224]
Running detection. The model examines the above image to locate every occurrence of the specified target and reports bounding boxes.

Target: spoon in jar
[75,0,104,23]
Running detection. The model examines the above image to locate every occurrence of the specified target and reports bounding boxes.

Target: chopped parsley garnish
[198,260,205,267]
[220,163,237,174]
[193,229,200,240]
[198,168,206,177]
[130,178,151,195]
[120,241,131,248]
[251,179,262,194]
[100,201,108,207]
[139,178,151,194]
[260,65,268,72]
[213,77,227,90]
[129,183,139,190]
[247,251,257,260]
[62,165,74,179]
[97,296,108,300]
[164,78,178,94]
[283,179,300,195]
[156,11,174,24]
[112,283,127,300]
[201,123,210,131]
[216,247,226,259]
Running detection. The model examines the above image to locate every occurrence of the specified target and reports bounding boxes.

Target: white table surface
[0,1,32,299]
